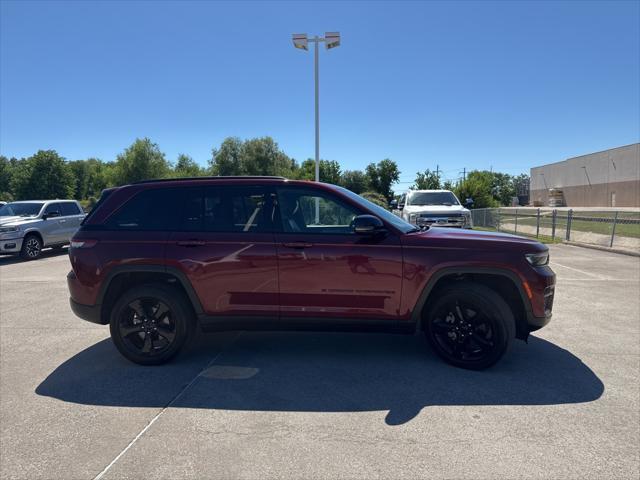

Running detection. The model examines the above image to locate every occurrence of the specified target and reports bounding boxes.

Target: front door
[274,186,403,322]
[166,185,279,319]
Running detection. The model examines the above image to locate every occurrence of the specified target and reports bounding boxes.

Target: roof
[131,176,287,185]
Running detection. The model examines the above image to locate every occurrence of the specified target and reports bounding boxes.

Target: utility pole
[460,167,466,182]
[436,164,440,182]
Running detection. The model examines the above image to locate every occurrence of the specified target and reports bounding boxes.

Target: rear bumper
[69,298,105,325]
[526,311,552,331]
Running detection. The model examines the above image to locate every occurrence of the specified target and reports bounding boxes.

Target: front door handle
[177,240,206,247]
[282,242,313,249]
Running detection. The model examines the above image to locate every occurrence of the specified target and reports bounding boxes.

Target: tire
[423,282,515,370]
[20,234,42,260]
[109,284,194,365]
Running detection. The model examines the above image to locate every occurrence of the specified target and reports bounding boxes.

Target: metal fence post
[514,209,518,233]
[610,211,618,248]
[566,209,573,241]
[551,209,557,239]
[497,209,501,232]
[483,208,487,227]
[536,208,540,238]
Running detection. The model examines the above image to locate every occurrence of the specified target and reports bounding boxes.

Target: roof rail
[131,176,287,185]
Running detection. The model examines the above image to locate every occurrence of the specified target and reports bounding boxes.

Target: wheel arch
[97,266,204,324]
[412,267,532,340]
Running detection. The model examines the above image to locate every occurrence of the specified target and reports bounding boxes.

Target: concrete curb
[564,240,640,257]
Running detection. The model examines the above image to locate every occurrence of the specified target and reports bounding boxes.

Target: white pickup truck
[0,200,86,260]
[392,189,473,228]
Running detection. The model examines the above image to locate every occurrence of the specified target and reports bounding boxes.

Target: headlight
[525,251,549,266]
[0,226,19,233]
[463,211,472,227]
[409,213,417,224]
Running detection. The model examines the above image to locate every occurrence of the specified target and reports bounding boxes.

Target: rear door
[166,185,279,321]
[59,201,84,242]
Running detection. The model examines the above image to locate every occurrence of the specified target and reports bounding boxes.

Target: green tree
[174,154,203,177]
[340,169,368,193]
[113,138,171,185]
[454,170,500,208]
[365,158,400,201]
[295,159,342,184]
[360,191,389,209]
[412,169,441,190]
[241,137,293,176]
[209,137,244,176]
[0,156,13,199]
[442,179,454,191]
[11,150,75,200]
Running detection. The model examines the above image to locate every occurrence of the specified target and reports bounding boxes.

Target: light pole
[292,32,340,223]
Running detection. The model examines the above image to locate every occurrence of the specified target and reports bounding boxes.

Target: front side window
[276,188,360,234]
[43,203,62,216]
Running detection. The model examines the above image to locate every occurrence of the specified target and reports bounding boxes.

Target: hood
[0,216,38,226]
[403,204,468,214]
[404,226,546,253]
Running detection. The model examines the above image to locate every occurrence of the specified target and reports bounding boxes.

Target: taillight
[70,239,98,249]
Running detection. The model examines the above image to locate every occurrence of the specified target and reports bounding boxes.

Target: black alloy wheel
[424,282,515,370]
[109,285,193,365]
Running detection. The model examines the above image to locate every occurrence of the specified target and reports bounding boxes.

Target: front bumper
[0,236,24,253]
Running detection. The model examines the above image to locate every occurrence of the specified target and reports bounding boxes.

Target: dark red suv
[67,177,555,369]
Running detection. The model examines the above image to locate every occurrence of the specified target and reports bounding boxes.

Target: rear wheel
[424,282,515,370]
[20,234,42,260]
[109,284,194,365]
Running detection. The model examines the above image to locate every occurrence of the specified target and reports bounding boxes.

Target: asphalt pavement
[0,244,638,479]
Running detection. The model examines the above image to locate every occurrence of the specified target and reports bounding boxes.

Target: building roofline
[531,142,640,170]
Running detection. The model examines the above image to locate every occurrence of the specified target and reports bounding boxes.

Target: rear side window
[107,189,181,230]
[180,186,272,233]
[61,202,81,216]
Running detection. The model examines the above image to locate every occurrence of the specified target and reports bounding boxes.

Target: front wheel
[424,282,515,370]
[20,234,42,260]
[109,284,194,365]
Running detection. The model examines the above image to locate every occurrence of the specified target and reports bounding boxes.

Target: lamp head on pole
[325,32,340,49]
[292,33,308,51]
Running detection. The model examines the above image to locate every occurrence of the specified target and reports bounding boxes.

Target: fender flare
[411,266,533,333]
[96,265,204,315]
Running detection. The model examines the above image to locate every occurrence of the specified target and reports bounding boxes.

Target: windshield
[335,186,420,234]
[407,191,459,206]
[0,202,44,217]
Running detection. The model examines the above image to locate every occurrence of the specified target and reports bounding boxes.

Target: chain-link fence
[471,208,640,252]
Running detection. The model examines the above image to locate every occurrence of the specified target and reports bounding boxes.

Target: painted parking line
[550,261,610,280]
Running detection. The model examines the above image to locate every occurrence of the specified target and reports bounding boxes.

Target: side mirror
[398,203,405,210]
[352,214,386,235]
[43,211,60,220]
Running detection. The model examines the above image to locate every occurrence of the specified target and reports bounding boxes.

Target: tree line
[0,137,528,210]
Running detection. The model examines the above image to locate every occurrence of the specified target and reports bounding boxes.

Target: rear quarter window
[61,202,82,216]
[106,188,181,230]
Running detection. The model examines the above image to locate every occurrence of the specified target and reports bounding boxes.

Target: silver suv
[0,200,86,260]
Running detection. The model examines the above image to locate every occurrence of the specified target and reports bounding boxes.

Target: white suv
[394,190,472,228]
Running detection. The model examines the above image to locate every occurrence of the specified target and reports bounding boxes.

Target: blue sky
[1,0,638,186]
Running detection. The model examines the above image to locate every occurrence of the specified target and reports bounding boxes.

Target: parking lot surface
[1,244,639,479]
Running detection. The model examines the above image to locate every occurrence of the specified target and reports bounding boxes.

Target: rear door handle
[282,242,313,249]
[177,240,206,247]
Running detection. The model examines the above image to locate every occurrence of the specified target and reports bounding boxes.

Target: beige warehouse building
[530,143,640,208]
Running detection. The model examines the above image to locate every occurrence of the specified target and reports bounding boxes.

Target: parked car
[0,200,86,259]
[391,189,472,228]
[67,177,555,370]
